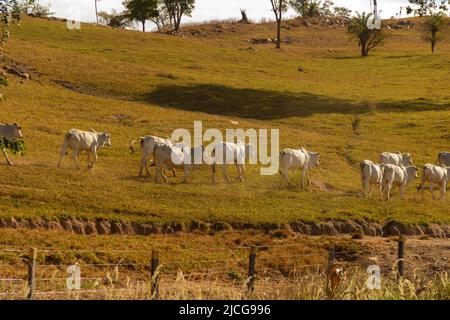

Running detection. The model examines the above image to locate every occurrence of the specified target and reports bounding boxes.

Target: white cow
[382,164,419,201]
[57,129,111,170]
[360,160,384,199]
[418,164,448,200]
[210,141,256,184]
[153,142,206,184]
[0,123,23,166]
[379,152,413,166]
[279,148,320,188]
[437,152,450,166]
[130,135,175,178]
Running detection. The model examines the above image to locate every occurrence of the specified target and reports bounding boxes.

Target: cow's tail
[417,165,428,191]
[279,151,287,175]
[60,132,72,156]
[130,137,143,154]
[360,161,367,180]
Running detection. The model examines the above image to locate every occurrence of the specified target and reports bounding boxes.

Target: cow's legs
[279,168,289,186]
[440,181,446,200]
[139,156,148,177]
[399,185,405,200]
[181,166,190,184]
[211,163,217,184]
[301,169,309,189]
[378,184,383,201]
[362,180,369,198]
[236,164,244,182]
[222,164,232,183]
[429,182,436,200]
[1,148,13,166]
[71,148,80,170]
[89,149,98,170]
[86,152,91,168]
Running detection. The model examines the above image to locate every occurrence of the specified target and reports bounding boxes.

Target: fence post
[247,246,257,293]
[328,245,335,271]
[397,236,405,281]
[150,250,159,300]
[27,247,37,300]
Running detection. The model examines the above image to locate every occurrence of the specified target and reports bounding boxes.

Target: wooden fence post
[27,247,37,300]
[328,245,335,271]
[397,236,405,281]
[150,250,159,300]
[247,246,257,293]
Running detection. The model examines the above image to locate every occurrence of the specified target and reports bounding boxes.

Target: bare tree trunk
[276,19,281,49]
[431,32,436,53]
[142,20,146,32]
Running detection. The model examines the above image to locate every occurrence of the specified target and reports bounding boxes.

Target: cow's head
[402,153,413,165]
[99,131,111,147]
[309,152,320,168]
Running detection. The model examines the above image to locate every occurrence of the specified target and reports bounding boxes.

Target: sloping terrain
[0,16,449,234]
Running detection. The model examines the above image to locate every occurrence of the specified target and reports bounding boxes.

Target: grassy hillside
[0,16,449,227]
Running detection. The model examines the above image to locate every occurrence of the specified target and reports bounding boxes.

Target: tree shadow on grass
[143,84,449,120]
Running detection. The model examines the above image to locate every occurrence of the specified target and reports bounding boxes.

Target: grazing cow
[153,142,206,184]
[360,160,384,199]
[279,148,320,188]
[210,141,256,184]
[379,152,413,166]
[130,135,176,178]
[437,152,450,167]
[382,164,419,201]
[0,123,23,166]
[57,129,111,170]
[418,164,448,200]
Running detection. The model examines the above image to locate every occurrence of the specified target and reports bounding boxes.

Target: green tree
[290,0,334,17]
[150,0,171,31]
[406,0,449,16]
[123,0,158,32]
[98,10,131,29]
[269,0,288,49]
[347,12,387,57]
[163,0,195,32]
[423,11,445,53]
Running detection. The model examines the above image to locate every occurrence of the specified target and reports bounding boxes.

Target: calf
[279,147,320,188]
[382,164,419,201]
[380,152,413,166]
[418,164,448,200]
[0,123,23,166]
[360,160,383,199]
[57,129,111,170]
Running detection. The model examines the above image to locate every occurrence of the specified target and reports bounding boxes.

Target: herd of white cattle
[1,124,449,201]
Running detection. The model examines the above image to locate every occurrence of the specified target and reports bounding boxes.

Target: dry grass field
[0,15,448,299]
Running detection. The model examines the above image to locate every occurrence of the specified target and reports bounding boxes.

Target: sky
[42,0,413,26]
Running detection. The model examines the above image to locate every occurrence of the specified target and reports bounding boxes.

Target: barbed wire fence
[0,236,444,300]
